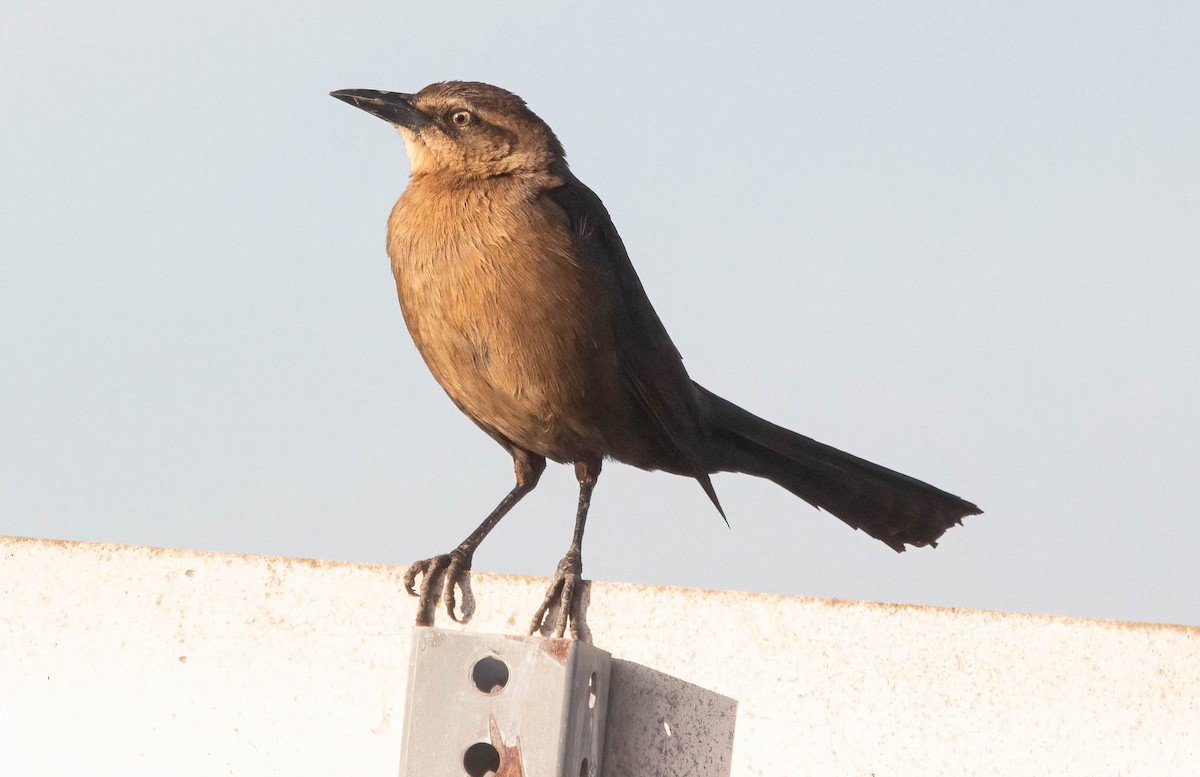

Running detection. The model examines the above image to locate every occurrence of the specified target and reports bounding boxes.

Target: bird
[331,81,981,639]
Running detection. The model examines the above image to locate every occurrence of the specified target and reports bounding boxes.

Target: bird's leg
[405,453,545,626]
[530,457,601,640]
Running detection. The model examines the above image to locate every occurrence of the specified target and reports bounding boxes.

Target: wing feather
[545,173,724,517]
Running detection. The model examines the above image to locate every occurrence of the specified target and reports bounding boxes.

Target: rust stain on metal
[539,638,572,665]
[489,714,526,777]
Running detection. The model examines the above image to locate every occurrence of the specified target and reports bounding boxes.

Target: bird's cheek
[482,139,513,162]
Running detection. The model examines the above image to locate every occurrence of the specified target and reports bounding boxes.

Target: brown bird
[332,81,981,639]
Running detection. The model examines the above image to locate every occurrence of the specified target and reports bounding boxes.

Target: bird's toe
[403,553,469,627]
[529,552,585,639]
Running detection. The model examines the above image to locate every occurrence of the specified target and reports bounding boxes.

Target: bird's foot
[529,550,585,640]
[403,548,475,626]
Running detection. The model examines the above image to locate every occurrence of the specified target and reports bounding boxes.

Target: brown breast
[385,175,631,462]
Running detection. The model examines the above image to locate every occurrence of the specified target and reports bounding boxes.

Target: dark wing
[545,172,725,518]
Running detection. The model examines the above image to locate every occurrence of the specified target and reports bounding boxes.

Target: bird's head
[331,81,564,180]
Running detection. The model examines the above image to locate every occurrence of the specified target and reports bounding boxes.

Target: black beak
[330,89,430,130]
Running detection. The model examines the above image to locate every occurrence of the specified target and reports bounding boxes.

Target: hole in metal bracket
[463,742,501,776]
[588,671,597,709]
[579,756,590,776]
[471,656,509,695]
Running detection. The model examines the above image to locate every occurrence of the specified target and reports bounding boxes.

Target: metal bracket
[398,628,611,777]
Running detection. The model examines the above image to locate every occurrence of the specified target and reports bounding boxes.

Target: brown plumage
[332,81,982,638]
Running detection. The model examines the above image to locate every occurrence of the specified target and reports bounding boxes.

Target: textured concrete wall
[1,535,1197,776]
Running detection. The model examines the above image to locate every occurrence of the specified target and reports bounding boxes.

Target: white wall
[1,536,1197,776]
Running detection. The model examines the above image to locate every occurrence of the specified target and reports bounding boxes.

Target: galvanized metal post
[398,628,611,777]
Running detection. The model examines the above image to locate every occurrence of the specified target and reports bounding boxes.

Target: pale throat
[398,130,436,176]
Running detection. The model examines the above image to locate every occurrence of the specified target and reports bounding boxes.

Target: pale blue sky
[3,2,1198,626]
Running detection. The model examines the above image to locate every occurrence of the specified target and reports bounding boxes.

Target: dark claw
[403,556,438,598]
[444,549,476,623]
[529,551,584,639]
[404,551,474,626]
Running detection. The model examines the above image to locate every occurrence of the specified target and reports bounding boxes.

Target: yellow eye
[450,110,473,127]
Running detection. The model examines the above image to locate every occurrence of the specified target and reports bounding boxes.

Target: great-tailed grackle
[332,81,981,639]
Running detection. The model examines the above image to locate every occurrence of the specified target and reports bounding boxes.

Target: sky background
[3,2,1198,627]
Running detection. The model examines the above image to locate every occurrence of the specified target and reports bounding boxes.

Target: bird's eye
[450,110,474,127]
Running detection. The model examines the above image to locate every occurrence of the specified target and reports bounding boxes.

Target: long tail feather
[698,384,981,551]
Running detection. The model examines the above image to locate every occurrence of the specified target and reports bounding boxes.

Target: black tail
[697,384,981,552]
